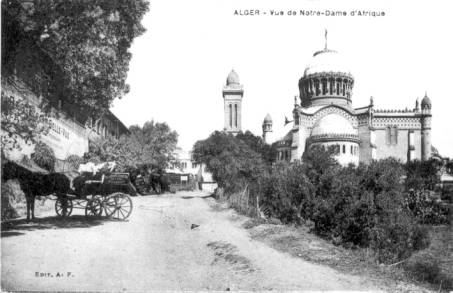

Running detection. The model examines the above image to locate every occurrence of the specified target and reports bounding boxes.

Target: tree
[2,0,149,119]
[1,91,50,151]
[405,159,441,191]
[236,130,277,165]
[192,131,267,192]
[446,159,453,174]
[126,121,178,170]
[83,135,129,170]
[83,120,178,172]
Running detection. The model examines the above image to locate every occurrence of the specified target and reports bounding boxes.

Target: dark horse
[126,164,170,195]
[2,161,71,221]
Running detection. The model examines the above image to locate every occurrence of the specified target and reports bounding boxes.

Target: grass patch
[404,225,453,291]
[247,222,435,291]
[207,241,254,273]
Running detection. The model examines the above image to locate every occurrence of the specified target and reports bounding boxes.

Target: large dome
[304,49,351,77]
[311,113,356,136]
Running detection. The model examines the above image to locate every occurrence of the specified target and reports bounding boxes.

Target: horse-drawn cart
[55,173,133,220]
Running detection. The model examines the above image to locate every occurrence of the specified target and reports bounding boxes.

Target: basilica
[222,36,433,165]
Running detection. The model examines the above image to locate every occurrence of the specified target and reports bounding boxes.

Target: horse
[2,161,71,221]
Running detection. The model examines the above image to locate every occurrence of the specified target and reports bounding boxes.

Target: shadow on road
[1,215,108,237]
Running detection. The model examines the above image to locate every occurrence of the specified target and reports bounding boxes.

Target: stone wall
[374,128,423,162]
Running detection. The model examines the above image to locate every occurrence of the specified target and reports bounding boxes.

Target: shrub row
[194,132,447,264]
[258,151,431,263]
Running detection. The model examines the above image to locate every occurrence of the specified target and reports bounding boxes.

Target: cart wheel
[85,197,103,217]
[55,197,73,217]
[103,192,133,220]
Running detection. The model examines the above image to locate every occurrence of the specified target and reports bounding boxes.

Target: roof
[421,93,431,108]
[311,113,356,136]
[226,69,240,86]
[106,110,130,135]
[304,48,352,77]
[373,109,418,117]
[354,106,372,115]
[299,104,356,116]
[263,113,272,123]
[275,124,294,147]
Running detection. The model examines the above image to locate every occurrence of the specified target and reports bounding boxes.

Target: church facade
[222,36,433,165]
[272,41,432,165]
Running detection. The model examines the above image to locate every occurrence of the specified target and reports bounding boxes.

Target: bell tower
[223,69,244,134]
[262,114,273,144]
[420,92,432,161]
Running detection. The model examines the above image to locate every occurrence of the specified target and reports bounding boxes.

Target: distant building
[220,34,433,166]
[167,149,213,181]
[272,35,432,165]
[166,149,216,191]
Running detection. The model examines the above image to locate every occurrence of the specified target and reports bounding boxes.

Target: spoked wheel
[85,196,103,217]
[55,197,73,217]
[103,192,133,220]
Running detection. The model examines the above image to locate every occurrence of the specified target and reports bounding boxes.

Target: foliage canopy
[84,120,178,172]
[2,0,149,118]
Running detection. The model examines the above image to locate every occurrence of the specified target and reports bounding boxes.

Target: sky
[111,0,453,158]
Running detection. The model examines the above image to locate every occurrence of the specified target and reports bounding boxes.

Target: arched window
[330,79,334,95]
[387,125,398,145]
[314,80,320,96]
[391,125,398,145]
[333,144,339,154]
[342,83,346,96]
[342,145,346,154]
[229,104,232,127]
[336,81,340,95]
[350,145,353,154]
[234,104,238,127]
[386,126,391,144]
[322,79,327,95]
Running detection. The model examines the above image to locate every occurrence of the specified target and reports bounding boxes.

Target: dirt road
[2,191,394,291]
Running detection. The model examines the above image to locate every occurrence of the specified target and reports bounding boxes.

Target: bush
[31,141,55,172]
[370,211,430,263]
[65,154,83,171]
[1,179,25,221]
[404,190,449,225]
[404,159,448,224]
[405,252,453,290]
[260,152,430,263]
[259,162,314,224]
